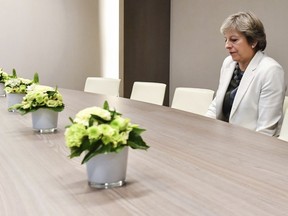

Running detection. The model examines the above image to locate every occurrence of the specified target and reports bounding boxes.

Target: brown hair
[220,12,267,51]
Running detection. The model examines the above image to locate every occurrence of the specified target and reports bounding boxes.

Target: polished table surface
[1,88,288,216]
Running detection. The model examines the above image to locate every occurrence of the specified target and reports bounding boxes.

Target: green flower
[19,84,27,92]
[65,124,87,148]
[97,124,117,145]
[22,101,32,109]
[117,131,130,144]
[111,116,130,131]
[47,100,59,107]
[87,126,102,141]
[4,86,12,93]
[35,92,46,104]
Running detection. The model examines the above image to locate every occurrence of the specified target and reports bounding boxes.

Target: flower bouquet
[65,101,149,164]
[4,69,38,94]
[10,85,65,133]
[65,101,149,188]
[5,70,39,111]
[10,85,64,114]
[0,68,9,96]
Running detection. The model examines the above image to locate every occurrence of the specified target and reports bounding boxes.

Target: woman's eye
[225,38,238,44]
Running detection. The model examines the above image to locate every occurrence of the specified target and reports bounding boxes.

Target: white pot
[32,109,58,133]
[0,83,5,96]
[7,93,25,111]
[86,147,129,189]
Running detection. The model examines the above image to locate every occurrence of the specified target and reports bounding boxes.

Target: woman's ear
[252,41,258,48]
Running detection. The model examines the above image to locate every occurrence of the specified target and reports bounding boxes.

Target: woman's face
[224,29,256,70]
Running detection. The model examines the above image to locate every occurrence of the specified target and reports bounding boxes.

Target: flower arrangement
[65,101,149,164]
[0,68,9,83]
[9,85,65,114]
[4,70,38,94]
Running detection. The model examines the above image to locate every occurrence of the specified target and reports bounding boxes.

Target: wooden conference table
[1,88,288,216]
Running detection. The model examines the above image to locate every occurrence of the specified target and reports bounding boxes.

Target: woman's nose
[225,41,232,49]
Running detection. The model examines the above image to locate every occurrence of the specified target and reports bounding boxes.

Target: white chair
[130,81,166,105]
[283,96,288,114]
[279,108,288,141]
[171,87,214,115]
[84,77,121,96]
[279,96,288,141]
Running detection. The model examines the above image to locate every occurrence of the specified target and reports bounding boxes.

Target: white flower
[28,84,53,92]
[5,79,21,87]
[20,78,32,85]
[74,107,112,126]
[4,77,33,93]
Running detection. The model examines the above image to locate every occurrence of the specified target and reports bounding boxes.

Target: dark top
[222,63,244,122]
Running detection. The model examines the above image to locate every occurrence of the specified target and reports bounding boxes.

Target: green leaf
[12,68,17,78]
[128,129,149,150]
[50,105,65,112]
[14,106,64,115]
[68,117,74,124]
[33,72,39,84]
[115,145,125,153]
[69,147,83,158]
[82,142,105,164]
[46,90,56,97]
[103,100,109,110]
[8,103,22,112]
[68,137,91,159]
[127,139,149,150]
[132,127,146,135]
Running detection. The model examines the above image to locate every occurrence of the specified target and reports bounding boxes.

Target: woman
[206,11,286,136]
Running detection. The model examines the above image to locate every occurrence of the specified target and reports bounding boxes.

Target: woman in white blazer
[206,12,286,136]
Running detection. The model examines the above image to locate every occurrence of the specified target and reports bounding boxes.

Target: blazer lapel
[229,51,264,118]
[216,61,236,117]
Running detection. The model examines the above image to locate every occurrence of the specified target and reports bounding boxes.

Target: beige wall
[0,0,100,90]
[1,0,287,98]
[170,0,288,103]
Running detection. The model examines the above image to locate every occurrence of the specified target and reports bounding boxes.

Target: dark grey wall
[124,0,171,105]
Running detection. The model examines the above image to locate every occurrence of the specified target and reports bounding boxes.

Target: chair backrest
[171,87,214,115]
[279,96,288,141]
[84,77,121,96]
[130,82,166,105]
[283,96,288,113]
[279,108,288,141]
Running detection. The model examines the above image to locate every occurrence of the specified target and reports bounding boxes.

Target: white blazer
[206,51,287,136]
